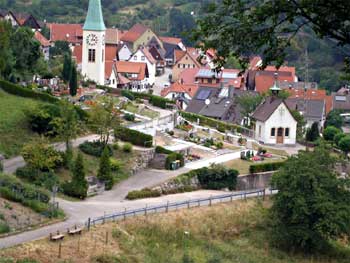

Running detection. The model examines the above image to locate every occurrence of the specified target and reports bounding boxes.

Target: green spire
[83,0,106,31]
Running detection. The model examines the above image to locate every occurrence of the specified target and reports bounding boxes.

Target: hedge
[79,141,113,157]
[126,188,161,200]
[0,80,59,104]
[249,162,286,174]
[165,153,185,170]
[114,126,153,147]
[179,111,243,133]
[155,146,173,154]
[121,90,175,109]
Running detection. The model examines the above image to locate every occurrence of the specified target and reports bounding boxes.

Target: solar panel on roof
[335,96,347,102]
[196,89,211,100]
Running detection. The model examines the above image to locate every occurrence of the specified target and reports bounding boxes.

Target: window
[271,128,276,137]
[178,64,181,69]
[134,55,137,60]
[285,128,290,137]
[88,49,96,62]
[112,79,115,84]
[259,125,262,137]
[141,56,145,61]
[102,49,104,62]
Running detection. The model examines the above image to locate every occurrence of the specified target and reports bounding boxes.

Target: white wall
[131,49,156,85]
[165,92,191,101]
[82,30,106,85]
[107,70,118,89]
[118,44,132,61]
[255,103,297,145]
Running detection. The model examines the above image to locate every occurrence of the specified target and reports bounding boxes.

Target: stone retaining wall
[236,171,275,191]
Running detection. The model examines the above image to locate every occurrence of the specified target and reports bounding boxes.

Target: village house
[120,24,164,53]
[252,84,297,145]
[117,43,132,61]
[129,46,157,85]
[114,61,149,92]
[1,11,41,30]
[161,83,198,110]
[160,36,186,66]
[332,87,350,111]
[172,48,202,82]
[34,31,51,60]
[148,46,166,75]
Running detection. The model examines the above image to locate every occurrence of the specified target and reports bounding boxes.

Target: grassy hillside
[1,199,349,262]
[0,90,44,157]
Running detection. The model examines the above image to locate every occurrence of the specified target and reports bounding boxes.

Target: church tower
[82,0,106,85]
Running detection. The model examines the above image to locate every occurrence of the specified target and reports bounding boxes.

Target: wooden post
[103,212,106,224]
[87,218,91,231]
[263,189,266,201]
[209,196,212,206]
[145,205,147,216]
[58,242,62,258]
[105,231,109,245]
[166,201,169,213]
[187,200,190,209]
[124,208,127,220]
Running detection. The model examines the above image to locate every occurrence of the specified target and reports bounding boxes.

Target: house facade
[130,47,156,85]
[172,48,201,81]
[253,97,297,145]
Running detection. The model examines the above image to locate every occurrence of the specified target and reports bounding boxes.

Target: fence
[86,189,267,230]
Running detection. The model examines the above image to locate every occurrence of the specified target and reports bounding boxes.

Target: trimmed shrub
[123,143,133,153]
[79,141,113,157]
[196,165,238,191]
[114,127,153,147]
[126,188,161,200]
[165,153,185,170]
[323,126,341,142]
[16,166,40,181]
[123,113,135,122]
[0,80,59,103]
[110,159,123,172]
[22,200,49,214]
[112,142,119,150]
[249,162,285,174]
[121,90,135,101]
[121,90,175,109]
[155,146,173,154]
[0,222,10,234]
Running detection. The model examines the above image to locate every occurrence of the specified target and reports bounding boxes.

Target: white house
[252,96,297,145]
[118,43,132,61]
[129,46,156,86]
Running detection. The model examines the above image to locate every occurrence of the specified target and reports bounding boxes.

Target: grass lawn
[252,142,289,157]
[2,199,350,263]
[125,103,160,119]
[0,90,46,158]
[224,158,286,175]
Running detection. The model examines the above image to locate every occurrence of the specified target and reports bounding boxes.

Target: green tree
[21,140,63,172]
[323,126,341,142]
[62,53,72,83]
[236,93,263,126]
[89,97,120,146]
[305,122,320,142]
[338,135,350,157]
[334,132,346,147]
[63,153,88,199]
[97,147,114,190]
[291,110,306,140]
[325,110,344,129]
[69,63,78,96]
[0,21,14,79]
[193,1,350,71]
[271,146,350,251]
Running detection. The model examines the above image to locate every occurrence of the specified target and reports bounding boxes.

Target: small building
[34,31,51,60]
[129,46,156,85]
[115,61,149,92]
[172,48,202,82]
[117,43,132,61]
[161,83,198,110]
[252,84,297,145]
[160,36,186,66]
[332,87,350,111]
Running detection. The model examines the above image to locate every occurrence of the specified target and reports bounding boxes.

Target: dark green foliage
[305,122,320,142]
[69,64,78,96]
[50,41,71,58]
[98,147,114,190]
[0,80,59,103]
[271,146,350,252]
[338,135,350,156]
[27,104,60,135]
[114,127,153,147]
[155,146,173,154]
[16,167,59,190]
[323,126,341,142]
[126,188,161,200]
[325,110,344,129]
[63,153,88,199]
[0,222,10,234]
[182,253,195,263]
[121,90,135,101]
[169,8,195,46]
[79,141,113,157]
[123,113,135,122]
[334,132,346,147]
[122,143,133,153]
[249,162,285,174]
[196,165,238,191]
[62,53,72,83]
[121,90,175,109]
[165,153,185,170]
[16,259,39,263]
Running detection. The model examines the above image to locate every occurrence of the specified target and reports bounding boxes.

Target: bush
[165,153,185,170]
[16,166,40,181]
[91,254,120,263]
[126,188,161,200]
[79,141,113,157]
[121,90,135,101]
[0,222,10,234]
[121,90,175,109]
[22,200,49,213]
[334,132,346,146]
[114,127,153,147]
[27,104,61,136]
[112,142,119,151]
[323,126,341,142]
[110,159,123,172]
[155,146,173,154]
[98,147,114,190]
[123,113,135,122]
[249,162,285,174]
[196,165,238,191]
[122,143,133,153]
[0,80,59,103]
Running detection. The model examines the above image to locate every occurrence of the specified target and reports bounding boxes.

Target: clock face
[86,34,98,46]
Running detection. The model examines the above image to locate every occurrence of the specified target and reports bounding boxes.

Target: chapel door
[277,128,284,144]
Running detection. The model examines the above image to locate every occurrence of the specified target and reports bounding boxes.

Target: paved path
[153,68,172,96]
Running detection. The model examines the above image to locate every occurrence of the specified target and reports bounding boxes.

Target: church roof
[83,0,106,31]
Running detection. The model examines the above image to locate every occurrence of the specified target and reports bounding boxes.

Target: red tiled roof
[288,88,333,114]
[264,66,296,80]
[105,28,120,44]
[105,45,118,62]
[120,24,149,43]
[115,61,148,81]
[178,68,200,85]
[72,45,82,64]
[255,73,295,94]
[186,47,202,66]
[34,31,50,47]
[161,83,199,98]
[160,36,182,45]
[105,61,115,78]
[118,73,131,85]
[174,50,186,63]
[48,23,83,44]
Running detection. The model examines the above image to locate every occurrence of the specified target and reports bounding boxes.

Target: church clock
[86,34,98,46]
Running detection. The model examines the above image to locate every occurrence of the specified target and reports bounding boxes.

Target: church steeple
[83,0,106,31]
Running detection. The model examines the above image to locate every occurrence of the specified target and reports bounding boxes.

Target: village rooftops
[48,23,83,43]
[252,97,291,122]
[34,31,50,47]
[120,24,149,43]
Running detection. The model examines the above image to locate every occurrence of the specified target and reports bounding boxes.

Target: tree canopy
[193,0,350,72]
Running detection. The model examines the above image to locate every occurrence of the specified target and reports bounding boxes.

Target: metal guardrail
[86,189,266,230]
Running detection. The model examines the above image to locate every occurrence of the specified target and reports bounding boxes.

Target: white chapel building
[81,0,106,85]
[252,83,297,145]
